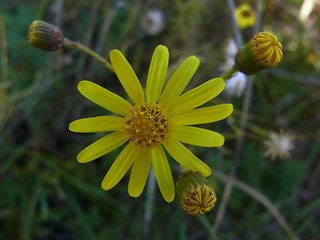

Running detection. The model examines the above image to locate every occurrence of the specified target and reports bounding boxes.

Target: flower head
[28,20,64,51]
[236,32,283,75]
[69,45,233,202]
[264,131,294,161]
[235,3,256,29]
[176,172,217,216]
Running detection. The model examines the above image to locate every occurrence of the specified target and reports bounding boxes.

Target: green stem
[221,65,237,80]
[248,123,270,137]
[63,38,113,72]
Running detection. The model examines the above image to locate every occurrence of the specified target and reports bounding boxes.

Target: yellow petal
[171,126,225,147]
[151,145,175,202]
[172,104,233,126]
[163,137,211,177]
[166,78,225,115]
[69,116,125,133]
[128,146,151,197]
[110,50,144,105]
[101,141,138,190]
[78,80,132,116]
[146,45,169,103]
[77,131,129,163]
[159,56,200,108]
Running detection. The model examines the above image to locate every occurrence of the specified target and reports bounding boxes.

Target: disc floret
[125,102,170,147]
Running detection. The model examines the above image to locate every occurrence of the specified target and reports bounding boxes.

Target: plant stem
[212,171,300,240]
[63,38,113,72]
[222,66,237,80]
[226,0,243,48]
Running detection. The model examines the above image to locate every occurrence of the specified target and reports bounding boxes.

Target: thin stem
[212,170,300,240]
[254,0,263,34]
[63,38,113,72]
[226,0,243,47]
[221,65,237,80]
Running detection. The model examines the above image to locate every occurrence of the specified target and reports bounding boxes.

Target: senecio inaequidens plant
[28,19,283,216]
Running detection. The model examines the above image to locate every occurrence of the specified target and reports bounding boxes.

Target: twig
[213,170,300,240]
[226,0,243,48]
[254,0,263,34]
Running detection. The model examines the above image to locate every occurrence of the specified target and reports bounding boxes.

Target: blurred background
[0,0,319,239]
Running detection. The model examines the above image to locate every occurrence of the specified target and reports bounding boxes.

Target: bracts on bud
[28,20,64,51]
[176,171,217,216]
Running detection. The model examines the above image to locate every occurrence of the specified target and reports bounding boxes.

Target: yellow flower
[69,45,233,202]
[235,3,256,29]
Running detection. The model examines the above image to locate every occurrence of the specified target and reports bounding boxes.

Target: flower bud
[176,171,217,216]
[235,32,283,75]
[28,20,64,51]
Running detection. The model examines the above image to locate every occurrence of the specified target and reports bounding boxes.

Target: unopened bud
[235,32,283,75]
[28,20,64,51]
[176,171,217,216]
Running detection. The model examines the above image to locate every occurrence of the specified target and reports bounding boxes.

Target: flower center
[241,10,253,18]
[125,102,170,147]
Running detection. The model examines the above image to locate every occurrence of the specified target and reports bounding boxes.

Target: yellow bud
[235,32,283,75]
[176,171,217,216]
[251,32,283,67]
[28,20,64,51]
